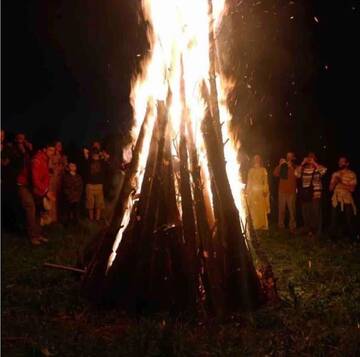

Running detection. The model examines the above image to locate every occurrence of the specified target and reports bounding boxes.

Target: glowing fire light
[107,0,247,271]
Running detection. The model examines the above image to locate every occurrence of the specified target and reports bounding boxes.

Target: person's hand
[46,191,56,201]
[279,158,286,165]
[301,158,308,166]
[83,148,89,159]
[103,151,110,161]
[307,157,314,164]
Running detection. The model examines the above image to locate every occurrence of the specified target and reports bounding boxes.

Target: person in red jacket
[17,142,55,245]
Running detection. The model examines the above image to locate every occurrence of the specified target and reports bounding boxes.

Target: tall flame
[107,0,247,270]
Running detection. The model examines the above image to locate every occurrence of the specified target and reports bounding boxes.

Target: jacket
[31,151,50,197]
[63,172,83,203]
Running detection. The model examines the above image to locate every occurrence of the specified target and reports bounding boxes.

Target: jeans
[64,201,80,224]
[278,192,296,230]
[18,186,41,239]
[301,199,322,235]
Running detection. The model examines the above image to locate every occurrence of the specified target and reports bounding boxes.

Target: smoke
[216,0,317,162]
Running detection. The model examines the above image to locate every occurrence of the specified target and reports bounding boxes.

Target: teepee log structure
[82,0,277,315]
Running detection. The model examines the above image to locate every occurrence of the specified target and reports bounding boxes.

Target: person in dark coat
[62,162,83,225]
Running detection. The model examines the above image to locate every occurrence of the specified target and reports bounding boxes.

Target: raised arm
[315,164,327,176]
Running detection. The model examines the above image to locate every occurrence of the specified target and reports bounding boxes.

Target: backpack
[299,169,315,202]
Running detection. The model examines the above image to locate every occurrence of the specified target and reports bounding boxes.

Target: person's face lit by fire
[253,155,262,168]
[338,157,349,170]
[92,141,101,151]
[69,163,77,174]
[286,152,295,163]
[15,133,26,145]
[306,152,317,165]
[55,141,62,153]
[45,146,55,158]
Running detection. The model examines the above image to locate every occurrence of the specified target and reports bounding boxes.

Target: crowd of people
[246,151,358,241]
[1,129,124,246]
[1,128,358,245]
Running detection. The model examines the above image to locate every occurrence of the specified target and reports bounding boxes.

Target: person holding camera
[295,152,327,237]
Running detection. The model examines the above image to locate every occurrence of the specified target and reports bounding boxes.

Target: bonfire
[83,0,277,316]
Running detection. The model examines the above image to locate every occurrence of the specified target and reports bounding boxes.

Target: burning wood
[83,0,277,315]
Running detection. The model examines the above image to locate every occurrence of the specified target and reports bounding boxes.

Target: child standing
[63,162,83,225]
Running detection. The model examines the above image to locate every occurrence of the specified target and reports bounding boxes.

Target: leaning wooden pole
[186,118,226,316]
[103,110,162,308]
[207,0,223,144]
[83,104,153,298]
[201,82,263,310]
[203,2,264,310]
[179,60,201,312]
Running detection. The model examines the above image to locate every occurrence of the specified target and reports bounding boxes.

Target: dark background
[2,0,359,171]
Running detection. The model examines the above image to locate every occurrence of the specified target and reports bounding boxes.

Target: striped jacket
[295,164,327,199]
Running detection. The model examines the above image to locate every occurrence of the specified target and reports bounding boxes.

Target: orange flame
[107,0,247,271]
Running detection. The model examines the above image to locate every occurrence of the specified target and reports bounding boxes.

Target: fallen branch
[43,262,86,274]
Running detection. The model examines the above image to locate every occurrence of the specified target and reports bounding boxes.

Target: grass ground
[2,222,360,356]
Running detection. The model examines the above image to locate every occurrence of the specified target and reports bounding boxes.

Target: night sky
[2,0,359,171]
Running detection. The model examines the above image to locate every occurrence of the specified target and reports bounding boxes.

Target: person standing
[17,143,55,245]
[13,132,34,233]
[85,151,106,222]
[63,162,83,225]
[329,157,357,240]
[46,141,67,224]
[295,152,327,237]
[273,152,298,234]
[1,130,18,231]
[246,155,270,231]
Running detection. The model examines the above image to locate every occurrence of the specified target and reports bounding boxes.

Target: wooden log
[83,103,160,305]
[129,100,170,310]
[44,263,86,274]
[201,83,262,310]
[207,0,223,145]
[178,60,201,312]
[147,115,186,311]
[186,118,226,317]
[110,103,154,231]
[96,101,166,309]
[244,199,279,304]
[83,103,153,290]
